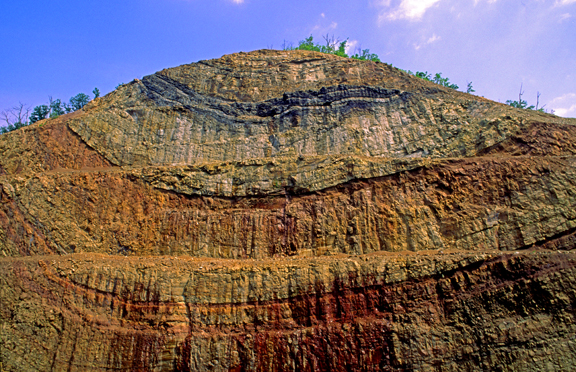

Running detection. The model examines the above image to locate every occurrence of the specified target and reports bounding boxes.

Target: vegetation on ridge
[1,89,99,134]
[0,43,558,134]
[283,35,555,114]
[506,84,550,113]
[284,35,381,62]
[283,35,468,91]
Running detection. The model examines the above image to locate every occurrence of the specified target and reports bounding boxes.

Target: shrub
[506,85,550,113]
[350,49,381,62]
[0,103,30,134]
[69,93,90,111]
[285,35,380,62]
[49,98,65,118]
[403,70,459,90]
[30,105,49,124]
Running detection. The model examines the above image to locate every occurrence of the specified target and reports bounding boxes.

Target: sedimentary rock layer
[1,49,576,371]
[1,155,575,258]
[2,251,575,371]
[64,51,571,168]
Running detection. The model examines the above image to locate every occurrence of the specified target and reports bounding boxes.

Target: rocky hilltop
[1,49,576,371]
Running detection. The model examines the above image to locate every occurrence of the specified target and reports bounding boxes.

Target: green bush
[1,103,30,134]
[29,105,49,124]
[350,49,381,62]
[0,121,27,134]
[506,85,549,113]
[1,89,99,134]
[69,93,90,111]
[49,98,65,118]
[402,70,460,90]
[285,35,380,62]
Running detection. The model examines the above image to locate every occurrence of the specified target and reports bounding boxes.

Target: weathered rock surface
[2,251,576,371]
[1,49,576,371]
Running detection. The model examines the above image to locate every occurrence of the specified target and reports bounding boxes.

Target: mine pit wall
[1,251,576,371]
[1,155,575,258]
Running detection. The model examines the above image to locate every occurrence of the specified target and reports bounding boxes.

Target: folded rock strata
[1,49,575,371]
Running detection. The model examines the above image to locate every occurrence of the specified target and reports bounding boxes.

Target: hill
[1,50,576,371]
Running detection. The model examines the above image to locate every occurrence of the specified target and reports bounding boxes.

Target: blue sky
[1,0,575,117]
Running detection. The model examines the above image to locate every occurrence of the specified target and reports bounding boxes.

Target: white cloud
[321,13,325,18]
[378,0,442,21]
[549,93,576,118]
[313,21,337,31]
[412,33,441,50]
[559,13,572,21]
[555,0,576,5]
[473,0,498,5]
[427,34,441,43]
[346,40,359,54]
[231,0,244,3]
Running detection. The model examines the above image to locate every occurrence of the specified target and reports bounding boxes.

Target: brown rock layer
[1,156,575,258]
[2,251,576,371]
[1,49,576,371]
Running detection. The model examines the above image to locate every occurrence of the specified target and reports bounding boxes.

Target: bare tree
[281,40,293,50]
[1,102,30,133]
[322,34,340,49]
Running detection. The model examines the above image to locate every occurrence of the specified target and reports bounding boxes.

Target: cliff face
[1,49,576,371]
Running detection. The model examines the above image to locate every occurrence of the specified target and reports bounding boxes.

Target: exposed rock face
[3,251,576,371]
[1,49,576,371]
[67,51,574,168]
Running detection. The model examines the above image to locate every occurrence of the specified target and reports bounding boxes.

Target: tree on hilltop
[284,35,381,62]
[29,105,49,124]
[0,103,30,134]
[69,93,90,111]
